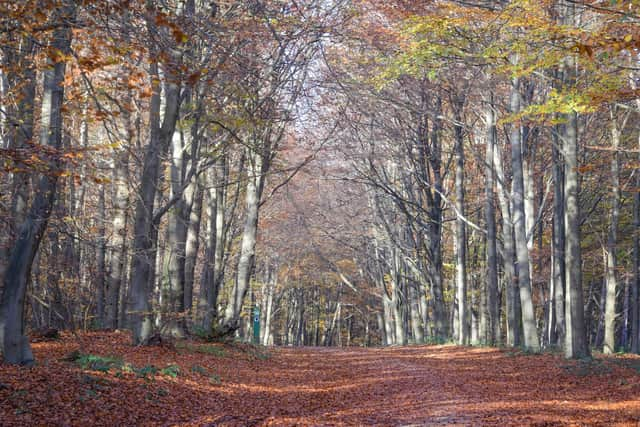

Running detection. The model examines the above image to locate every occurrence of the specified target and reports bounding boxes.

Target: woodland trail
[1,332,640,426]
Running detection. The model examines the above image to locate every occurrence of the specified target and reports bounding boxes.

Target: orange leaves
[154,9,189,44]
[3,333,640,426]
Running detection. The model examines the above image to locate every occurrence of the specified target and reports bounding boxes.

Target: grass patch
[66,352,124,373]
[64,351,181,380]
[160,364,180,378]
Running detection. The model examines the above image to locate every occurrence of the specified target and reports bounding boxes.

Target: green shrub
[72,353,124,373]
[160,364,180,378]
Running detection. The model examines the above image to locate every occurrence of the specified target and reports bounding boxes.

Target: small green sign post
[252,305,260,345]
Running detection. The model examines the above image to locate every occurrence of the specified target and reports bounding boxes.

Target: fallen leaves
[1,332,640,426]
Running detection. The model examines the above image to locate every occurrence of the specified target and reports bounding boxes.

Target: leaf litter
[1,331,640,426]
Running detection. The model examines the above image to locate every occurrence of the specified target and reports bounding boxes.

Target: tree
[0,0,76,364]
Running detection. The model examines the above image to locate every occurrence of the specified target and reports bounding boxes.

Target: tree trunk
[603,112,620,354]
[563,109,590,359]
[552,123,566,347]
[493,134,519,346]
[382,291,394,345]
[453,97,468,346]
[0,4,74,364]
[222,150,265,332]
[184,178,203,318]
[198,157,227,329]
[0,34,36,282]
[96,183,107,328]
[509,75,540,352]
[262,269,275,346]
[632,136,640,354]
[409,282,423,343]
[105,143,130,329]
[128,41,181,345]
[485,101,500,345]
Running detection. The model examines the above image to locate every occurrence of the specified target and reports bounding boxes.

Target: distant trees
[319,0,639,357]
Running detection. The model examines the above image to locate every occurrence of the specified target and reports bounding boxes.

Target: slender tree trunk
[262,270,274,346]
[222,150,265,332]
[552,123,566,347]
[563,109,590,358]
[604,113,620,354]
[295,288,305,346]
[494,134,519,346]
[198,157,226,329]
[96,183,107,328]
[453,97,468,345]
[184,179,203,318]
[485,102,500,345]
[632,139,640,353]
[509,75,540,352]
[632,94,640,354]
[382,291,394,345]
[409,282,423,343]
[105,143,130,329]
[622,277,630,350]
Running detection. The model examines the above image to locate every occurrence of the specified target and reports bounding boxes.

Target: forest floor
[1,332,640,426]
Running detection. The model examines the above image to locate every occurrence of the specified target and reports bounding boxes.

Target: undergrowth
[64,352,182,380]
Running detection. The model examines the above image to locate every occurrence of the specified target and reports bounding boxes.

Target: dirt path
[215,345,640,426]
[2,333,640,425]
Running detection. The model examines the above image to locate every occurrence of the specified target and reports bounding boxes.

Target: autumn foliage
[1,331,640,425]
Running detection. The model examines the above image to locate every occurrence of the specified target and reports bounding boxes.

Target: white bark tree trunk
[509,75,540,352]
[603,110,621,354]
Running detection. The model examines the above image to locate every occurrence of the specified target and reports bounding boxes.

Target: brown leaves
[2,332,640,426]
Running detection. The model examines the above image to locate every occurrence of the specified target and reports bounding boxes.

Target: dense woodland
[1,0,640,367]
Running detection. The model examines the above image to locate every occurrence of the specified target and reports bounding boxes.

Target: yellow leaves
[511,87,602,125]
[45,47,72,65]
[172,28,189,44]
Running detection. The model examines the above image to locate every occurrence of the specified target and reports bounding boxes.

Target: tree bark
[128,24,181,344]
[222,150,266,332]
[0,3,74,364]
[184,178,203,317]
[485,101,500,345]
[552,123,566,347]
[509,75,540,352]
[603,110,620,354]
[632,135,640,354]
[493,133,519,346]
[563,109,590,359]
[453,97,468,345]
